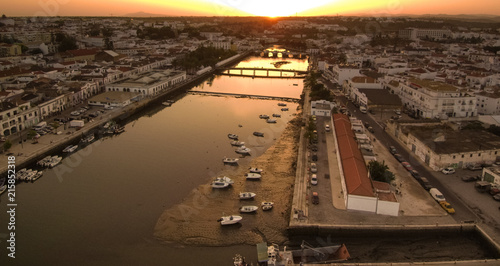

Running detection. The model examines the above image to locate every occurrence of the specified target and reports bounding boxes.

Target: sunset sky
[1,0,500,17]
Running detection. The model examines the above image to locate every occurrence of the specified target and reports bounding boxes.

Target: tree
[27,129,37,140]
[368,160,395,183]
[3,140,12,151]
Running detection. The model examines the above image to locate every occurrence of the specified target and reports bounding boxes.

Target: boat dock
[188,90,299,102]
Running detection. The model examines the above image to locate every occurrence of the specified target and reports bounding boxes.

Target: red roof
[333,114,374,197]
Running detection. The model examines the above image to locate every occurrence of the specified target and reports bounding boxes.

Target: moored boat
[230,141,245,146]
[81,134,95,143]
[257,241,350,265]
[249,167,263,173]
[245,173,261,180]
[228,134,239,140]
[162,102,172,107]
[218,215,242,225]
[278,103,287,106]
[266,119,277,123]
[211,179,231,189]
[0,185,6,195]
[281,108,289,111]
[239,205,258,213]
[32,171,43,181]
[37,156,52,166]
[235,146,251,155]
[253,132,264,137]
[63,145,78,153]
[239,192,256,200]
[272,114,281,118]
[223,157,239,164]
[261,202,274,211]
[259,114,269,119]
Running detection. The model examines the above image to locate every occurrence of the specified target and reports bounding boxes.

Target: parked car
[410,170,420,179]
[489,187,500,195]
[440,201,455,214]
[389,146,397,155]
[475,181,491,193]
[461,175,480,182]
[312,192,319,204]
[310,174,318,185]
[429,188,446,202]
[325,124,330,132]
[394,154,406,163]
[441,167,455,175]
[312,154,318,162]
[467,164,483,171]
[310,163,317,173]
[367,126,374,133]
[401,162,413,171]
[493,194,500,201]
[70,111,80,116]
[310,145,318,152]
[418,177,433,190]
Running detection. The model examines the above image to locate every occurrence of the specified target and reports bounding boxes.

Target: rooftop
[408,78,458,92]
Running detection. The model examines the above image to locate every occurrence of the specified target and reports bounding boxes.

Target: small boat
[293,83,298,86]
[248,167,263,173]
[272,114,281,118]
[216,176,234,184]
[81,134,95,143]
[63,145,78,153]
[246,173,261,180]
[37,156,52,166]
[32,171,43,181]
[259,114,269,119]
[266,119,277,123]
[114,126,125,134]
[261,202,274,211]
[253,132,264,137]
[46,156,62,168]
[211,179,231,189]
[162,102,172,107]
[235,146,251,155]
[228,134,238,140]
[0,185,6,195]
[281,108,289,111]
[223,157,239,164]
[218,215,242,225]
[239,192,256,200]
[278,103,287,106]
[239,205,258,213]
[230,141,245,147]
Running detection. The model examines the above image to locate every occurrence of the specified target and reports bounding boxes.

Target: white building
[310,100,336,116]
[0,101,39,136]
[38,94,70,119]
[330,64,360,85]
[399,28,452,40]
[476,90,500,115]
[343,76,382,107]
[106,70,186,97]
[395,78,477,119]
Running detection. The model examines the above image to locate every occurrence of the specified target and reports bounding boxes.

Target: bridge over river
[217,67,308,78]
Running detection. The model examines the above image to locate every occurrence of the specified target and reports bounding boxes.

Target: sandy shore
[154,114,302,246]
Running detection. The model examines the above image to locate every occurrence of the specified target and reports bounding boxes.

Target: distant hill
[123,11,169,17]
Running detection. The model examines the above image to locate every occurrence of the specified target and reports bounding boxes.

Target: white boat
[228,134,238,140]
[259,114,269,119]
[218,215,242,225]
[32,171,43,181]
[216,176,234,184]
[246,173,261,180]
[253,132,264,137]
[162,102,172,107]
[249,167,263,173]
[81,134,95,143]
[223,157,239,164]
[239,192,256,200]
[211,179,231,189]
[63,145,78,153]
[266,119,277,123]
[261,202,274,211]
[239,205,258,213]
[37,156,52,166]
[46,156,62,168]
[235,146,251,155]
[230,141,245,146]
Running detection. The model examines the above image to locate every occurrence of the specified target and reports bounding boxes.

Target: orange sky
[1,0,499,17]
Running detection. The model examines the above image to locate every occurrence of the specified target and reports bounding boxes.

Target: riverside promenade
[0,51,253,175]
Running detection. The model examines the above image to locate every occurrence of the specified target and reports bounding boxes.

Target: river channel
[0,55,306,265]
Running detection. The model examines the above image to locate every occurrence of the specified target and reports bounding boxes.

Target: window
[478,153,481,156]
[470,154,473,157]
[453,155,456,159]
[462,155,464,158]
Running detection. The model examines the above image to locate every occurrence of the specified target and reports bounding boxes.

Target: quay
[188,90,299,102]
[0,51,253,176]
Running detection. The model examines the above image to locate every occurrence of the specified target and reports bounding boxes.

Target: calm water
[0,56,306,265]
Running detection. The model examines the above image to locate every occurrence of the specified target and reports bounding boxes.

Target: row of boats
[14,168,43,182]
[37,155,63,168]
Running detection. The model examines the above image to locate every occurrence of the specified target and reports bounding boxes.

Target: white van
[359,106,367,113]
[325,124,331,132]
[429,188,446,202]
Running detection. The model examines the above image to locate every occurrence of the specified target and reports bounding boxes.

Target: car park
[312,192,319,204]
[440,201,455,214]
[441,167,455,174]
[310,174,318,185]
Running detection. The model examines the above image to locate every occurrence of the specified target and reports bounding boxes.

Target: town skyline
[2,0,500,18]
